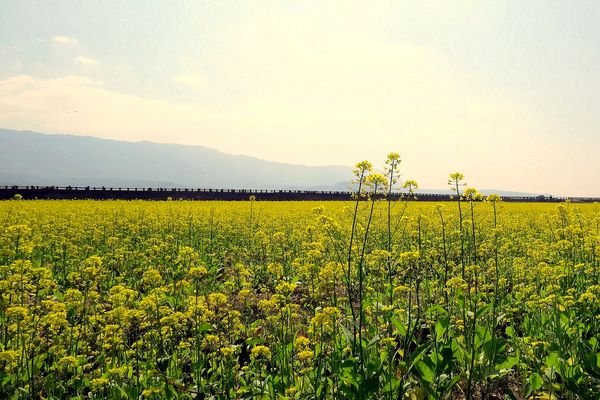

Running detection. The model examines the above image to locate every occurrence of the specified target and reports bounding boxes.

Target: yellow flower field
[0,198,598,399]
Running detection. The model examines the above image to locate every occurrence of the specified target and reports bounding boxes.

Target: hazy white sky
[0,1,598,195]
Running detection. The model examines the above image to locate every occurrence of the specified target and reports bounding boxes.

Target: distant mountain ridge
[0,129,351,189]
[0,129,538,196]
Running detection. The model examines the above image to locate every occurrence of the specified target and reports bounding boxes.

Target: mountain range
[0,129,352,189]
[0,129,537,196]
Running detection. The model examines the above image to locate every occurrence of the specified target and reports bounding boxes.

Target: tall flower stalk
[448,172,466,277]
[346,161,372,354]
[384,153,401,306]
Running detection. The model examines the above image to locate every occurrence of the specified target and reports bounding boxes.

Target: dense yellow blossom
[0,199,597,399]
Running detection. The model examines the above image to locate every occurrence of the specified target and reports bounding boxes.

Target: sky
[0,1,599,196]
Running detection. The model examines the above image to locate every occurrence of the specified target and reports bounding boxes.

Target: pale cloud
[52,35,78,45]
[73,56,98,66]
[0,74,213,143]
[172,74,206,89]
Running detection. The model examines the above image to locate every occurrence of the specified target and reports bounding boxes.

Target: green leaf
[435,316,450,341]
[476,303,492,319]
[559,312,569,327]
[390,317,407,336]
[197,322,214,333]
[529,372,544,391]
[505,325,515,338]
[474,325,491,349]
[545,352,559,369]
[165,384,178,400]
[414,359,435,383]
[426,304,447,316]
[496,354,519,370]
[407,343,433,368]
[340,368,360,389]
[245,337,264,346]
[367,335,381,349]
[445,374,462,391]
[438,347,455,370]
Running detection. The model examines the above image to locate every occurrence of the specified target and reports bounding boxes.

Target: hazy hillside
[0,129,351,189]
[0,129,539,196]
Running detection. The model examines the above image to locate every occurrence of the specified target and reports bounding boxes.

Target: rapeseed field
[1,192,598,398]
